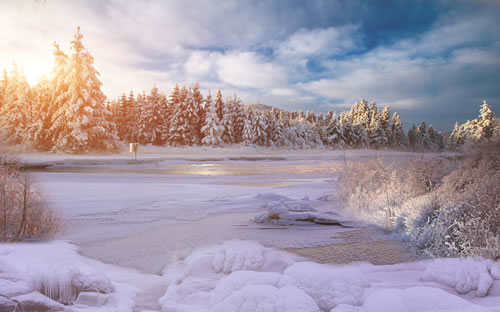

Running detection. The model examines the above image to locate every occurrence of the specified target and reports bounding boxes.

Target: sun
[22,60,52,86]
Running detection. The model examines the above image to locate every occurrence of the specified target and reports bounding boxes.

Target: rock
[12,292,67,312]
[75,291,109,307]
[313,217,343,226]
[0,296,18,312]
[71,273,114,294]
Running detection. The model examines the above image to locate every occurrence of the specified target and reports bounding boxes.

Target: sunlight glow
[21,60,51,86]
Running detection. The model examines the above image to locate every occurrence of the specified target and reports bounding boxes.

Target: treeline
[109,90,416,150]
[0,28,496,153]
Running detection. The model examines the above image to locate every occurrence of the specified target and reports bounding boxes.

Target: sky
[0,0,499,130]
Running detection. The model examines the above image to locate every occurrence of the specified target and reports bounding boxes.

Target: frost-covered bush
[0,157,60,241]
[339,141,500,258]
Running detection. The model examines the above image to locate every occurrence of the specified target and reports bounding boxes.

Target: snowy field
[1,147,498,311]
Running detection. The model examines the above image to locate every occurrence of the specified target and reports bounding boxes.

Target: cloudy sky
[1,0,499,129]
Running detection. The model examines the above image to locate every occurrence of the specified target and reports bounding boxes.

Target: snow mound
[179,240,295,278]
[160,241,372,312]
[422,258,495,297]
[332,287,488,312]
[284,262,368,310]
[211,284,319,312]
[160,241,297,311]
[0,241,137,312]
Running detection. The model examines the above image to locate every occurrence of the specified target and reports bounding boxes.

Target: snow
[157,241,500,312]
[2,149,494,311]
[345,287,488,312]
[0,239,499,311]
[285,262,368,309]
[422,258,494,297]
[0,241,145,312]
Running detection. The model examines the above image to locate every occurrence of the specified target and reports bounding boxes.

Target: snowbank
[0,241,137,312]
[1,240,499,311]
[159,241,500,312]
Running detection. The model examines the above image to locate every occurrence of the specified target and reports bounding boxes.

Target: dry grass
[0,156,60,241]
[338,140,500,259]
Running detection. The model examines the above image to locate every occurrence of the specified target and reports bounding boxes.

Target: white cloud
[270,88,299,97]
[277,25,360,58]
[216,52,288,89]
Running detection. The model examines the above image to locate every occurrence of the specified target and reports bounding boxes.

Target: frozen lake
[28,150,424,273]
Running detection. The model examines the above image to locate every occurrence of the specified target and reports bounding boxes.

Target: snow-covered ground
[2,148,496,311]
[1,240,499,312]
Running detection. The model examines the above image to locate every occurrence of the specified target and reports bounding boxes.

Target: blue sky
[1,0,499,129]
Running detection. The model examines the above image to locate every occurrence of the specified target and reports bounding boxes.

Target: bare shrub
[338,142,500,259]
[0,156,60,241]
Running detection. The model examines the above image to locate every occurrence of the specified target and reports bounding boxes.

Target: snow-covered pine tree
[215,89,224,122]
[221,96,235,144]
[253,111,269,146]
[51,27,117,152]
[191,83,204,143]
[23,77,53,150]
[147,86,166,145]
[242,108,255,145]
[230,95,245,144]
[137,90,154,144]
[379,106,391,146]
[478,100,494,140]
[116,93,129,141]
[167,85,186,146]
[416,121,431,151]
[201,92,223,145]
[326,112,344,147]
[168,86,200,145]
[390,112,405,148]
[0,64,30,144]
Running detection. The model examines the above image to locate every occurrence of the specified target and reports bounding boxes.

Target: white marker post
[129,143,138,161]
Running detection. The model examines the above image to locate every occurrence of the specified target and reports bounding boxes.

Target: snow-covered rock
[160,241,297,311]
[254,199,347,226]
[422,258,493,297]
[284,262,368,310]
[71,272,114,294]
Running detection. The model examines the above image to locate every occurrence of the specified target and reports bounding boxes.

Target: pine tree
[230,96,245,143]
[478,100,494,140]
[253,111,268,146]
[242,109,255,145]
[215,89,224,122]
[0,64,30,144]
[390,112,405,148]
[221,96,235,143]
[147,86,166,145]
[201,93,223,145]
[191,83,204,144]
[408,124,417,151]
[326,113,344,147]
[51,27,117,152]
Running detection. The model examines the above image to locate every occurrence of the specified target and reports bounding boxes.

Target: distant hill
[246,104,282,112]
